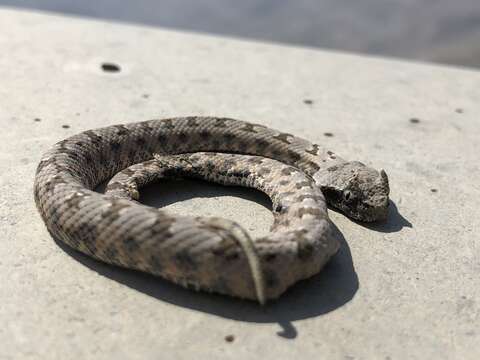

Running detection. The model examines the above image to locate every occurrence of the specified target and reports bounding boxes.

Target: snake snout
[361,195,389,222]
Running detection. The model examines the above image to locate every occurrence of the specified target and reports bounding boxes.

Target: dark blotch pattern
[186,117,199,127]
[295,229,314,260]
[223,133,236,142]
[257,167,271,176]
[65,192,87,210]
[264,253,277,262]
[177,133,188,142]
[110,142,121,151]
[297,240,314,260]
[295,181,312,189]
[162,119,175,130]
[136,137,146,146]
[214,118,228,127]
[305,144,320,156]
[175,250,197,270]
[273,133,293,144]
[304,161,321,175]
[101,200,131,221]
[255,139,269,151]
[241,123,258,133]
[264,270,279,289]
[281,167,298,176]
[114,125,129,137]
[200,130,211,140]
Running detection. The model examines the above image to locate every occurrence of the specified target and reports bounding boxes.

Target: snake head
[318,161,390,222]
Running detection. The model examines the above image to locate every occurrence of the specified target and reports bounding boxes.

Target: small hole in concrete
[101,62,121,73]
[224,335,235,343]
[323,132,334,137]
[62,124,70,129]
[409,118,420,124]
[34,118,41,122]
[430,188,438,193]
[142,94,150,99]
[455,108,464,114]
[303,99,313,105]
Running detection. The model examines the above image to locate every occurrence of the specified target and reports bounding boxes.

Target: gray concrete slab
[0,8,478,360]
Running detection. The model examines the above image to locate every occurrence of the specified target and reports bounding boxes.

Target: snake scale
[34,117,390,304]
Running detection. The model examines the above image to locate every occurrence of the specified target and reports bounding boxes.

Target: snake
[34,117,390,304]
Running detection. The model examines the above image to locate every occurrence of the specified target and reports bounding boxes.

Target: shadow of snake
[56,178,411,338]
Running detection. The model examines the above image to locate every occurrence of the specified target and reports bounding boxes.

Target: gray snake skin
[34,117,390,303]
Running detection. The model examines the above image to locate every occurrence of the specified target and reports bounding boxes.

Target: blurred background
[2,0,480,69]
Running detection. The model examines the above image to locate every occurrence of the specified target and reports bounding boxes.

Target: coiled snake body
[34,117,390,304]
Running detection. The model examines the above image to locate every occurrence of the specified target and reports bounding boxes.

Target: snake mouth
[354,197,389,222]
[331,195,389,222]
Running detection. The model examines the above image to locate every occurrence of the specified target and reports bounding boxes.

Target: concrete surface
[0,8,478,360]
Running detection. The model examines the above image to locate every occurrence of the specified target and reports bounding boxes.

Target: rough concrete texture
[0,8,478,360]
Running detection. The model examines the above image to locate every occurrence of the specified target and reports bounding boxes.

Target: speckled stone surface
[0,7,478,360]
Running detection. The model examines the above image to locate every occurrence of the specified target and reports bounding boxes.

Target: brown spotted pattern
[34,117,390,303]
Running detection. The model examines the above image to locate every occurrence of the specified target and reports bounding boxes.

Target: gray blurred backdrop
[2,0,480,68]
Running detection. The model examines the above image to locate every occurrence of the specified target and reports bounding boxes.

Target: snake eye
[343,190,353,202]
